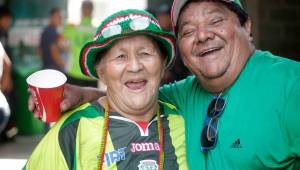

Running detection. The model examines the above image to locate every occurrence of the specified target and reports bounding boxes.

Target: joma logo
[130,142,160,153]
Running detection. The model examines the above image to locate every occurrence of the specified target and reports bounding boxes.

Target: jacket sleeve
[24,113,73,170]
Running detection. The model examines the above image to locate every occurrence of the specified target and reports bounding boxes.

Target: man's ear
[244,18,253,42]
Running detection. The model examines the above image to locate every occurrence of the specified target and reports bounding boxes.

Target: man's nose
[195,26,215,43]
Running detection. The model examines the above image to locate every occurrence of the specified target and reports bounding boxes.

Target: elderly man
[161,0,300,169]
[29,0,300,169]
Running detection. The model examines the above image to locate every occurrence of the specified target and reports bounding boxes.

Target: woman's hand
[28,83,104,119]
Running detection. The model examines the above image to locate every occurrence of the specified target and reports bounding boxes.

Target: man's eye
[211,18,223,25]
[180,29,195,37]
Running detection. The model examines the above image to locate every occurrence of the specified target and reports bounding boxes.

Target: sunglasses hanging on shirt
[200,93,226,152]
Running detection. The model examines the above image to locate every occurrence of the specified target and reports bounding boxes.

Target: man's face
[0,16,11,31]
[177,1,252,82]
[51,11,63,27]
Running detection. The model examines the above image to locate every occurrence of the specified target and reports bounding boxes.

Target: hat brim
[80,30,176,79]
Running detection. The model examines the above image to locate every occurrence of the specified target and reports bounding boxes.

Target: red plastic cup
[26,69,67,123]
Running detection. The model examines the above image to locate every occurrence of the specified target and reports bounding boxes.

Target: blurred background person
[63,0,97,87]
[39,7,66,72]
[148,2,172,31]
[0,5,17,142]
[0,42,13,142]
[147,1,190,85]
[0,5,12,58]
[0,5,13,98]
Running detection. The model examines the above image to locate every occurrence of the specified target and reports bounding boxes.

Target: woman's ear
[95,62,107,85]
[161,57,168,78]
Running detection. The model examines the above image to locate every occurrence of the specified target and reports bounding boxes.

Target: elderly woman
[25,9,187,170]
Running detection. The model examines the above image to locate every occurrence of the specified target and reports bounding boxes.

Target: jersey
[159,50,300,170]
[24,101,188,170]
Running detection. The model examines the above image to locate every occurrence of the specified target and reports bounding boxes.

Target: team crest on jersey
[138,160,158,170]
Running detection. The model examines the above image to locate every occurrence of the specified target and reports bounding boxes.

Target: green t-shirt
[63,17,95,80]
[159,50,300,170]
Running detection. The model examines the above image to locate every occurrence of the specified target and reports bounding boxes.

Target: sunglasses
[200,93,226,152]
[101,17,151,39]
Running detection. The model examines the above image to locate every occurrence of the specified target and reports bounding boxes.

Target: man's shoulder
[251,50,300,76]
[158,76,204,112]
[43,26,57,34]
[247,50,300,95]
[255,50,300,68]
[41,26,58,41]
[63,23,76,33]
[160,75,198,91]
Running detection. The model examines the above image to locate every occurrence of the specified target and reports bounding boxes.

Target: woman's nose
[127,56,143,72]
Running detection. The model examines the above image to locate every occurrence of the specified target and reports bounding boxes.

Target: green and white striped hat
[80,9,176,79]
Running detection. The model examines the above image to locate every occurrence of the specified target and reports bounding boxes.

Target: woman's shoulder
[59,102,104,129]
[159,101,182,117]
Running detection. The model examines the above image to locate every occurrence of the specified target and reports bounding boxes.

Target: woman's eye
[140,52,150,56]
[114,54,126,60]
[118,54,125,58]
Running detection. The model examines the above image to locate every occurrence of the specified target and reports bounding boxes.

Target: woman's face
[96,35,165,116]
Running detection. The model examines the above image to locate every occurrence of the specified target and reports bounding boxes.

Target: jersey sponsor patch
[130,142,160,153]
[103,147,127,166]
[138,160,158,170]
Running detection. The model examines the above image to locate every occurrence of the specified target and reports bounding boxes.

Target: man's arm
[159,76,194,112]
[284,76,300,157]
[50,42,65,69]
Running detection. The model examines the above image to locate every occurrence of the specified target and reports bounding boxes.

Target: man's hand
[28,83,104,119]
